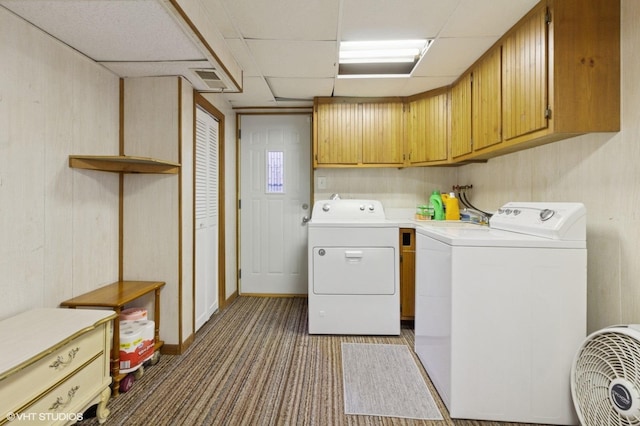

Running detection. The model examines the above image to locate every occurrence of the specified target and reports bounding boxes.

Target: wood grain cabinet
[450,72,472,159]
[450,47,501,160]
[468,0,620,161]
[399,228,415,320]
[472,47,502,152]
[405,89,449,165]
[451,0,619,162]
[313,97,404,167]
[313,0,620,167]
[0,309,116,425]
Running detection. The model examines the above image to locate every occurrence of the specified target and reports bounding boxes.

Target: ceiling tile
[201,0,239,39]
[340,0,460,41]
[225,39,262,77]
[0,0,205,61]
[223,76,275,106]
[401,76,458,96]
[221,0,340,40]
[247,40,337,78]
[267,77,334,99]
[440,0,538,37]
[413,37,498,77]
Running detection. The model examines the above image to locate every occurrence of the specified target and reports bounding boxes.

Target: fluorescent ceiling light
[337,74,411,79]
[338,39,431,77]
[339,40,428,63]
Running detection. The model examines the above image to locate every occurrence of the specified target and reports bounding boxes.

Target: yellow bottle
[444,192,460,221]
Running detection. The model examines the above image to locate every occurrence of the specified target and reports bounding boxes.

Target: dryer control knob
[322,203,330,212]
[368,204,375,212]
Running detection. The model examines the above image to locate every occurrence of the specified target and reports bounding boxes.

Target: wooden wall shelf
[69,155,180,174]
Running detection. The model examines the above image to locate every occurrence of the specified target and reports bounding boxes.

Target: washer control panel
[491,202,586,240]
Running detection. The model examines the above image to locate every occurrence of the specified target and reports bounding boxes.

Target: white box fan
[572,325,640,425]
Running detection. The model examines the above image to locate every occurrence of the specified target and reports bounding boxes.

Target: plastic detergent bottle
[429,191,445,220]
[444,192,460,221]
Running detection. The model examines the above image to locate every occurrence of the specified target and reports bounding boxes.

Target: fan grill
[573,330,640,425]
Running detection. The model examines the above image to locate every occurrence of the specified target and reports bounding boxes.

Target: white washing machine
[414,202,587,425]
[307,199,399,335]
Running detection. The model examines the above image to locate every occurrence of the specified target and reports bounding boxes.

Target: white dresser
[0,308,116,425]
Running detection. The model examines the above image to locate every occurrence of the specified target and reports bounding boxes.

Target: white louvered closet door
[195,107,219,331]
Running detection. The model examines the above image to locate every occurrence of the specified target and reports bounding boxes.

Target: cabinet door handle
[49,347,79,370]
[49,385,79,411]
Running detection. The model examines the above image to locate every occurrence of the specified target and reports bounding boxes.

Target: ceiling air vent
[193,69,227,90]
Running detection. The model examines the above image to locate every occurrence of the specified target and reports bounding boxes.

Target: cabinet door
[502,3,548,141]
[450,73,472,158]
[315,102,361,165]
[407,93,448,164]
[472,47,502,150]
[361,102,404,165]
[399,228,415,319]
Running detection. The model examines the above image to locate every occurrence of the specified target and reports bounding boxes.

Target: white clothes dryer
[307,199,399,335]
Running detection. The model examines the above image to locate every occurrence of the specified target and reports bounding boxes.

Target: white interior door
[195,106,219,330]
[239,114,311,294]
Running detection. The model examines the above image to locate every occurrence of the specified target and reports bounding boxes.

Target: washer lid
[416,225,586,248]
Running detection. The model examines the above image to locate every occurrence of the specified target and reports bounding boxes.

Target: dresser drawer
[9,355,109,426]
[0,326,104,414]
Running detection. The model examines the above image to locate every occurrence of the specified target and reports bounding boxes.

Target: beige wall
[122,76,190,346]
[0,8,120,320]
[314,167,457,210]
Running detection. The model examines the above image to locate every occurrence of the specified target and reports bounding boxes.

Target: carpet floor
[79,296,547,426]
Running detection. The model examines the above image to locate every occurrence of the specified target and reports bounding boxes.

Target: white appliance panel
[312,247,395,295]
[414,202,586,425]
[307,199,399,335]
[308,294,399,335]
[414,235,452,407]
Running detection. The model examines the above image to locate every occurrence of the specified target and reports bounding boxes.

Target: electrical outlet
[317,176,327,190]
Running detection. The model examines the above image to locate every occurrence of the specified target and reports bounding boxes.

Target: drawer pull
[49,386,79,411]
[49,347,79,370]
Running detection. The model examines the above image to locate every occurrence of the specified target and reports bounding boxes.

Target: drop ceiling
[1,0,539,109]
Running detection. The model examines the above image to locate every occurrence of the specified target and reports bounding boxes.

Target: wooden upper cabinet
[361,101,404,165]
[499,0,619,150]
[473,47,502,151]
[551,0,620,134]
[451,46,501,160]
[313,97,404,167]
[450,73,472,159]
[406,90,449,165]
[314,0,620,167]
[502,3,548,141]
[314,101,361,165]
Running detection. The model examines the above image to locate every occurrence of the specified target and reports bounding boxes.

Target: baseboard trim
[239,293,308,298]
